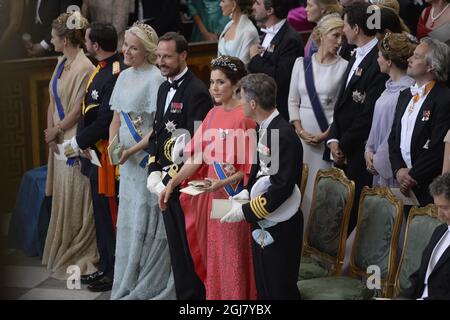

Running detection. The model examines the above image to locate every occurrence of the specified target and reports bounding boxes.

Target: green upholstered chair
[299,168,355,280]
[300,164,309,205]
[298,186,403,299]
[393,204,442,297]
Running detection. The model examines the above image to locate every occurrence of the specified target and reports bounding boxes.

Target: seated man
[400,173,450,300]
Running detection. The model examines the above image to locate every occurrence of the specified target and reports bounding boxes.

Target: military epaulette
[112,61,121,75]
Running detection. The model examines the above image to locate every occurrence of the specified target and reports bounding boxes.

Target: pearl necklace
[430,3,450,27]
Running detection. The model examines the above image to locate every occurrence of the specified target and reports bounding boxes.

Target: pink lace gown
[180,105,257,300]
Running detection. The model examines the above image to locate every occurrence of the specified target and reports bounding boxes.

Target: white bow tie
[261,28,276,35]
[410,85,425,98]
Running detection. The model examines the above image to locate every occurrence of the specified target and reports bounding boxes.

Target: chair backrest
[349,186,403,297]
[303,168,355,275]
[300,163,309,204]
[394,204,442,297]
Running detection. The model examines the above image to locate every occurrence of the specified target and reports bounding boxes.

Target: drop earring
[229,7,235,20]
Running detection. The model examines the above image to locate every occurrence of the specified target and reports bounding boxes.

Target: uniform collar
[98,52,119,68]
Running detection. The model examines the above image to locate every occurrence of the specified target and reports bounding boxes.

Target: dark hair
[88,22,118,52]
[430,173,450,201]
[52,12,89,47]
[159,32,188,54]
[236,0,256,15]
[211,56,247,85]
[239,73,277,111]
[264,0,297,19]
[377,7,402,35]
[344,2,378,37]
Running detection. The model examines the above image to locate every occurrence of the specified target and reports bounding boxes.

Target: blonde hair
[315,0,343,16]
[52,11,89,47]
[315,14,344,45]
[125,23,159,65]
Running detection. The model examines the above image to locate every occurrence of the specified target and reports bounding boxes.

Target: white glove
[171,134,186,164]
[147,171,165,196]
[230,189,250,200]
[220,199,245,223]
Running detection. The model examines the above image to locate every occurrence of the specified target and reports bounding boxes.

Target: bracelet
[56,124,65,135]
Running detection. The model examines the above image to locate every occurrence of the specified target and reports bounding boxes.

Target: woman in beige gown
[42,12,98,279]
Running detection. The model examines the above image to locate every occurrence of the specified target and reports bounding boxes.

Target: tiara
[381,32,392,52]
[211,56,238,72]
[132,21,154,39]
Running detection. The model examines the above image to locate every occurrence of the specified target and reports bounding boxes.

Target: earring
[229,7,235,19]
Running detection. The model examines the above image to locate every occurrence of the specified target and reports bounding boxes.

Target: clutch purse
[108,134,123,165]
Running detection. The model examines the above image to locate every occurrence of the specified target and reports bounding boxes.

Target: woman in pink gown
[162,56,257,299]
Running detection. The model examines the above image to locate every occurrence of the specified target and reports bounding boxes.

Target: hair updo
[52,11,89,47]
[211,56,247,85]
[125,22,159,65]
[314,14,344,45]
[378,32,417,70]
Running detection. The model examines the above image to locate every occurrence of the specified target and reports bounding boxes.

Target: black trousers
[251,210,303,300]
[163,190,205,300]
[89,169,116,279]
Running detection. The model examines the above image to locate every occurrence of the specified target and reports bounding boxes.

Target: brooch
[132,115,143,128]
[91,90,99,100]
[352,90,366,104]
[165,120,177,133]
[219,128,229,140]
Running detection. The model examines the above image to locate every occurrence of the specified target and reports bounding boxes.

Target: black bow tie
[168,74,187,90]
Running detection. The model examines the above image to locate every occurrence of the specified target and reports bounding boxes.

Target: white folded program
[250,175,301,223]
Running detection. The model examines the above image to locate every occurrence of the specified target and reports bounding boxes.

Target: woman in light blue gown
[109,22,175,300]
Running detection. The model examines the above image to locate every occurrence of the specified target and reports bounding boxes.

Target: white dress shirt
[261,19,286,52]
[345,37,378,88]
[400,82,432,168]
[164,67,188,114]
[420,226,450,299]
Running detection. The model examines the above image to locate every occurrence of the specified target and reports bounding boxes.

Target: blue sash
[213,161,243,197]
[52,59,77,166]
[52,59,66,121]
[121,111,149,168]
[303,57,329,133]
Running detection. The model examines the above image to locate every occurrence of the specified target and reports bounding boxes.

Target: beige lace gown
[42,49,99,279]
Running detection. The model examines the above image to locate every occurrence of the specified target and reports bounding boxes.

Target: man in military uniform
[147,32,212,300]
[64,22,125,292]
[221,73,304,300]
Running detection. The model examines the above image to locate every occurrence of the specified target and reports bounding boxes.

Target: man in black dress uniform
[64,23,126,292]
[147,32,212,300]
[248,0,303,121]
[221,73,304,300]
